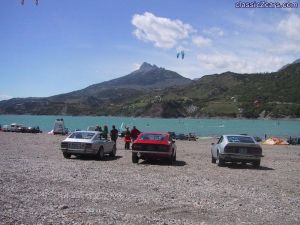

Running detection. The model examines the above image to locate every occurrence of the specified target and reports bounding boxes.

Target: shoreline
[1,113,300,120]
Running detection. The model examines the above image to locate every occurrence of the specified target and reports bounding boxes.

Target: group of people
[94,124,141,150]
[124,126,141,150]
[95,125,118,142]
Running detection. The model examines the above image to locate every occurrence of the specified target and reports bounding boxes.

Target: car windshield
[140,133,165,141]
[227,136,255,143]
[69,132,95,139]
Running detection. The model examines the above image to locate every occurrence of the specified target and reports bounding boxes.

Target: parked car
[16,126,28,133]
[288,137,300,145]
[2,125,11,132]
[211,134,263,168]
[60,131,116,160]
[188,133,197,141]
[27,126,41,133]
[131,132,177,164]
[175,133,188,140]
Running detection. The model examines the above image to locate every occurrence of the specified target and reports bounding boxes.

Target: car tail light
[85,143,92,149]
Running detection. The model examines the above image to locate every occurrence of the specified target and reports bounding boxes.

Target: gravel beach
[0,132,299,225]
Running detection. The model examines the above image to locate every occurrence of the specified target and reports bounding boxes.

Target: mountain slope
[118,62,300,118]
[0,62,192,116]
[0,61,299,118]
[278,58,300,71]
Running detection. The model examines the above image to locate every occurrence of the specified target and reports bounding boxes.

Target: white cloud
[203,27,224,37]
[197,53,247,72]
[197,52,285,74]
[278,13,300,40]
[192,35,211,47]
[132,12,195,49]
[0,94,13,101]
[270,42,300,54]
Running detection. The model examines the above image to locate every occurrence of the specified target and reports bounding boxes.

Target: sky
[0,0,299,100]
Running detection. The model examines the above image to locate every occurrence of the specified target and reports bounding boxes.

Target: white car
[60,131,116,160]
[211,134,263,168]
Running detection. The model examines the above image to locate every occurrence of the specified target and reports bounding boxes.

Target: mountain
[0,62,192,116]
[1,60,300,118]
[278,58,300,71]
[111,61,300,118]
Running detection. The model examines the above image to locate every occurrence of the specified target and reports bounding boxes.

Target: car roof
[223,134,253,138]
[73,130,99,134]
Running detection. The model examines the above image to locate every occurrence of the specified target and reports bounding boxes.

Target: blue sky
[0,0,299,100]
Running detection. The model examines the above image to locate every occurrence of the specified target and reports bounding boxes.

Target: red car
[131,132,177,164]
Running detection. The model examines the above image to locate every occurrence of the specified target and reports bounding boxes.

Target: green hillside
[0,62,300,118]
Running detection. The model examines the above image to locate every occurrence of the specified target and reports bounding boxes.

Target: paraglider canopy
[176,50,185,59]
[21,0,39,5]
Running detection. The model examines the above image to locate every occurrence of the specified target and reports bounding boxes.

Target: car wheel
[211,156,216,164]
[132,152,139,164]
[253,160,261,168]
[63,152,71,159]
[217,152,225,167]
[109,144,117,157]
[96,147,105,161]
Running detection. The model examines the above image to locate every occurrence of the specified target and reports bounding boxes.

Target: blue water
[0,115,299,138]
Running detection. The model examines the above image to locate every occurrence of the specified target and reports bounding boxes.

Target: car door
[212,136,223,158]
[99,137,113,153]
[93,134,102,151]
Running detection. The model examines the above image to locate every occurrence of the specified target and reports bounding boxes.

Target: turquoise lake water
[0,115,299,138]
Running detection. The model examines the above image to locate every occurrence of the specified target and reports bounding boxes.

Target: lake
[0,115,299,138]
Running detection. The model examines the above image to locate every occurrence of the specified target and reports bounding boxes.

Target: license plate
[239,148,247,154]
[146,145,156,151]
[70,143,82,149]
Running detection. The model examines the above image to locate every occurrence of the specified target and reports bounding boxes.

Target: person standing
[103,125,108,139]
[124,127,131,150]
[110,125,118,143]
[130,126,141,142]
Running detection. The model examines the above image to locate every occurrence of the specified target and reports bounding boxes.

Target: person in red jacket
[130,126,141,142]
[124,127,131,150]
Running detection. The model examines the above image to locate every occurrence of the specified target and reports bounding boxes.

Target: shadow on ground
[139,160,187,167]
[226,163,274,170]
[71,155,123,161]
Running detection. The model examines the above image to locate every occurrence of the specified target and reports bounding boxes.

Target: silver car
[211,134,263,167]
[61,131,116,160]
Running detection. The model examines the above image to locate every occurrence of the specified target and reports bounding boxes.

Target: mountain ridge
[1,60,300,118]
